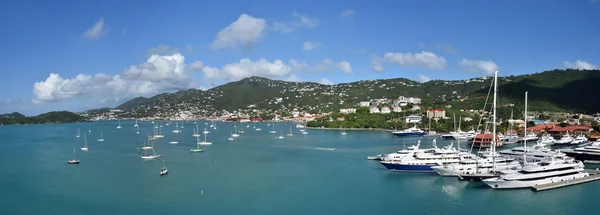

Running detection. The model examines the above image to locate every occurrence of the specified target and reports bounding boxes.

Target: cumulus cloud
[32,53,198,104]
[286,74,302,82]
[370,57,384,72]
[273,11,320,33]
[319,78,334,85]
[146,45,178,56]
[200,58,293,82]
[83,17,107,40]
[383,51,447,70]
[563,60,598,70]
[417,75,431,83]
[303,41,320,51]
[459,59,499,75]
[341,9,354,18]
[338,61,353,74]
[211,14,266,49]
[289,59,308,71]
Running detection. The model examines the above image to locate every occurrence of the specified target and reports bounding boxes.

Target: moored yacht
[498,143,567,163]
[432,152,520,177]
[562,141,600,162]
[391,126,427,137]
[553,132,574,145]
[482,158,588,189]
[537,134,555,145]
[379,142,466,172]
[570,134,588,146]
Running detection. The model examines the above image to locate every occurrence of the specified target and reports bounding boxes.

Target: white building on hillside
[381,106,391,114]
[359,101,370,107]
[340,108,357,114]
[406,115,422,123]
[369,106,380,113]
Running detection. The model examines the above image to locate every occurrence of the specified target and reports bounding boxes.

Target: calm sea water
[1,121,598,214]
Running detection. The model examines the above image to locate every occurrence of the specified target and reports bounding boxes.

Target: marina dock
[532,169,600,192]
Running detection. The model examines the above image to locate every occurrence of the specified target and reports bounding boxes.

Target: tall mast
[524,91,528,164]
[492,71,498,173]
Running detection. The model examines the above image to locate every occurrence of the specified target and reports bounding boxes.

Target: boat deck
[532,169,600,192]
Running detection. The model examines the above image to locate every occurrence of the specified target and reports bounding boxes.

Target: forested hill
[110,69,600,117]
[0,111,88,125]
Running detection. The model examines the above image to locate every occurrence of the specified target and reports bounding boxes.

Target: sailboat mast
[492,71,498,173]
[524,91,528,164]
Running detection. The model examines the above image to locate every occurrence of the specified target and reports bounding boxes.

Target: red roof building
[471,133,504,148]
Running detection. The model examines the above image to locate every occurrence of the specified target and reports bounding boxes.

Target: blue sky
[1,0,599,115]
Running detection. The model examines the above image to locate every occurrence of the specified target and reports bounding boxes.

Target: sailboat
[159,160,168,175]
[97,132,105,142]
[239,123,245,134]
[81,135,89,151]
[142,135,154,150]
[190,135,205,152]
[278,131,285,139]
[193,125,201,137]
[255,122,261,131]
[67,148,80,164]
[198,128,213,145]
[341,127,347,135]
[232,124,240,137]
[203,127,210,134]
[172,121,181,133]
[136,126,139,135]
[117,119,122,129]
[141,138,161,160]
[154,126,165,138]
[287,126,294,136]
[228,132,235,141]
[269,123,277,134]
[75,128,81,138]
[180,122,184,129]
[88,124,92,133]
[210,120,214,128]
[134,119,139,128]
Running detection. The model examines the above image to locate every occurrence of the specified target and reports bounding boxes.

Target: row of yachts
[440,130,589,146]
[368,139,600,189]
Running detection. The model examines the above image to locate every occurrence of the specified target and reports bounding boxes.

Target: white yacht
[562,141,600,162]
[570,134,588,146]
[197,128,213,145]
[376,144,421,161]
[498,143,567,163]
[81,135,89,151]
[97,132,105,142]
[517,130,539,143]
[117,120,122,129]
[67,148,80,164]
[379,142,468,172]
[432,152,520,177]
[391,126,426,137]
[537,134,555,145]
[483,158,588,189]
[554,132,574,145]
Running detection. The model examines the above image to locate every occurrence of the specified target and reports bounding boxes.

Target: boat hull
[392,132,427,137]
[483,172,589,189]
[380,162,435,172]
[563,151,600,162]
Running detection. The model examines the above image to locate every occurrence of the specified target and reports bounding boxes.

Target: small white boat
[269,123,276,134]
[278,131,284,139]
[75,128,81,138]
[301,131,308,135]
[81,135,89,151]
[117,119,122,129]
[159,160,168,175]
[228,137,234,141]
[141,138,160,159]
[169,141,178,144]
[191,135,205,152]
[134,119,139,127]
[67,148,80,164]
[97,132,105,142]
[256,127,262,131]
[287,126,293,137]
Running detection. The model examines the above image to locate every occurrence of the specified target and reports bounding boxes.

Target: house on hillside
[411,105,421,111]
[340,108,357,114]
[381,106,391,114]
[392,106,402,113]
[369,106,380,113]
[359,101,370,107]
[406,115,422,123]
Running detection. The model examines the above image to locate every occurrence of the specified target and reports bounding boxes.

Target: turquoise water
[1,121,598,214]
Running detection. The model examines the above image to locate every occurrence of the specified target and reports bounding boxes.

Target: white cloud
[370,58,383,72]
[338,61,353,74]
[341,9,354,18]
[211,14,266,49]
[190,61,205,70]
[303,41,320,51]
[146,45,178,56]
[286,74,302,82]
[563,60,598,70]
[273,11,320,33]
[459,59,499,75]
[383,51,447,70]
[32,53,199,104]
[417,75,431,83]
[201,58,293,82]
[83,17,107,40]
[289,59,308,71]
[319,78,334,85]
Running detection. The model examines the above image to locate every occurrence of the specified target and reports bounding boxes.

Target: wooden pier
[532,169,600,192]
